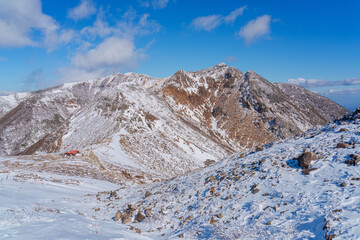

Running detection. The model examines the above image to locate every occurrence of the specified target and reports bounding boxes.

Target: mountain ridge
[0,64,349,177]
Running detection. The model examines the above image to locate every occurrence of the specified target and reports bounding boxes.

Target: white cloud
[239,15,271,44]
[191,6,246,31]
[21,68,51,91]
[344,78,360,85]
[58,67,105,83]
[117,9,162,38]
[72,37,140,70]
[67,0,96,20]
[288,77,360,88]
[81,8,161,39]
[59,37,145,83]
[0,0,74,50]
[224,6,246,24]
[152,0,169,9]
[288,77,328,87]
[81,10,114,38]
[58,8,160,84]
[191,15,223,31]
[140,0,170,9]
[320,88,360,96]
[225,56,236,62]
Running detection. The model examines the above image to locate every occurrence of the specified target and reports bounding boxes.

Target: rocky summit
[0,64,348,177]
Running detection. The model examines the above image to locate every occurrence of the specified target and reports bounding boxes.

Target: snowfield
[0,109,359,239]
[0,172,151,240]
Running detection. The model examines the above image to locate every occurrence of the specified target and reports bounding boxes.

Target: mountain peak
[214,62,227,68]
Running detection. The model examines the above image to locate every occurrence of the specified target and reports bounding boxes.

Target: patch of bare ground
[0,151,162,185]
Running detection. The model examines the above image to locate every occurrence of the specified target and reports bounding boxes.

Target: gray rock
[145,191,152,198]
[204,159,216,166]
[114,210,122,222]
[128,204,138,211]
[336,143,350,148]
[121,214,132,224]
[145,208,152,217]
[135,212,145,222]
[298,152,317,169]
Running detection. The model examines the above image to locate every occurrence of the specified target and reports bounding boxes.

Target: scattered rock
[94,208,100,212]
[266,221,271,225]
[326,234,336,240]
[178,234,184,238]
[128,204,137,211]
[210,217,217,224]
[145,191,152,198]
[340,182,347,187]
[114,210,122,222]
[256,146,264,152]
[336,143,350,148]
[204,159,216,166]
[124,208,136,217]
[345,154,360,166]
[121,214,132,224]
[110,191,117,198]
[135,212,145,222]
[298,152,317,169]
[206,176,217,183]
[323,220,331,230]
[216,213,223,219]
[333,209,342,213]
[251,184,260,194]
[145,208,152,217]
[135,228,141,234]
[252,188,260,194]
[301,168,318,175]
[340,128,349,132]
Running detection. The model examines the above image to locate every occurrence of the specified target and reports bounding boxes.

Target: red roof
[65,150,80,154]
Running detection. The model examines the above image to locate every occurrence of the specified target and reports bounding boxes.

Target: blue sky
[0,0,359,110]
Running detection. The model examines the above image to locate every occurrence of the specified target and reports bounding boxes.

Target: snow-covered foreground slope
[97,109,359,239]
[1,109,358,239]
[0,172,153,240]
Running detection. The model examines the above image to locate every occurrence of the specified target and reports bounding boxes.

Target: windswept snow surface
[1,112,359,239]
[0,171,151,240]
[97,114,360,239]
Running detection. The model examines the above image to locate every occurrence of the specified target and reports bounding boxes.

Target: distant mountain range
[0,63,348,177]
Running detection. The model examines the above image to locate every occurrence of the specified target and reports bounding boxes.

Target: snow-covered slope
[99,108,360,239]
[0,92,31,118]
[1,108,359,239]
[275,83,347,123]
[0,171,151,240]
[0,64,348,178]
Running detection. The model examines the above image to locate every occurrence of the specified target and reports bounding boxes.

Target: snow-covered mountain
[0,64,348,177]
[1,108,359,239]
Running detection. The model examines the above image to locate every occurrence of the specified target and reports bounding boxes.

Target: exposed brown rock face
[160,64,348,150]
